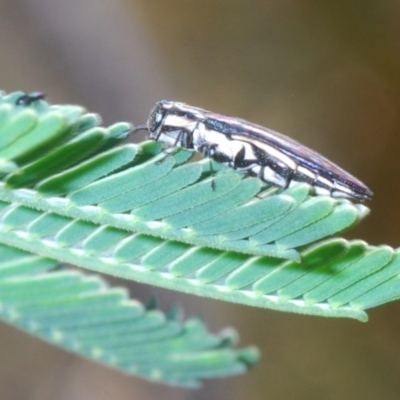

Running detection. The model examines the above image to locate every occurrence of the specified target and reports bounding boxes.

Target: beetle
[134,100,372,201]
[16,92,46,106]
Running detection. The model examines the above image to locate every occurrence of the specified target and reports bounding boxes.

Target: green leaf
[0,90,396,385]
[0,192,393,322]
[0,243,257,387]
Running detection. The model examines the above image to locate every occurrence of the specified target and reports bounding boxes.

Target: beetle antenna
[132,125,149,135]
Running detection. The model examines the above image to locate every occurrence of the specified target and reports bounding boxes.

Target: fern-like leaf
[0,90,398,384]
[0,243,257,387]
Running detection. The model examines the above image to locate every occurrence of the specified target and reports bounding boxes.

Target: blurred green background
[1,1,400,399]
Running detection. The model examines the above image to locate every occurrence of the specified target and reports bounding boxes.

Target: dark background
[1,1,400,399]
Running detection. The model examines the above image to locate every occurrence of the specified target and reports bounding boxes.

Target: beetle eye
[148,104,166,133]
